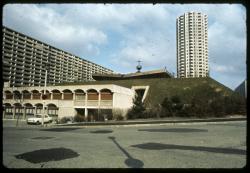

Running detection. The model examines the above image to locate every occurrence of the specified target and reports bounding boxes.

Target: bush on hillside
[127,94,146,119]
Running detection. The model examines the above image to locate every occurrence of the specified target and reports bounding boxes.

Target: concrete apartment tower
[176,12,209,78]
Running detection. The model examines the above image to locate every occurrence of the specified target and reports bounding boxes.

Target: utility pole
[42,66,48,127]
[15,91,22,127]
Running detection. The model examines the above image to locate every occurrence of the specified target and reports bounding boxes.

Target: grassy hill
[57,77,234,108]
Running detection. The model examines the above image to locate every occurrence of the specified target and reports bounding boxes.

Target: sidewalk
[55,115,247,127]
[3,115,246,128]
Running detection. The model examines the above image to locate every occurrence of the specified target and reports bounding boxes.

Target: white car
[27,114,53,125]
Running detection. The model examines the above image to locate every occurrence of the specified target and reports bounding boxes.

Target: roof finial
[136,60,142,73]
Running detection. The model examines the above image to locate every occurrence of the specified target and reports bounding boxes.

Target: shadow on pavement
[90,130,113,134]
[40,127,81,132]
[108,136,144,168]
[31,137,55,140]
[15,147,80,164]
[138,128,208,133]
[131,142,246,155]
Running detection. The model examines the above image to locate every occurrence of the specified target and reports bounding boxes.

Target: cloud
[3,4,108,58]
[3,4,246,89]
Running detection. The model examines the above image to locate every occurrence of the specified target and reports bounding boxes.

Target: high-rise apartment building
[176,12,209,78]
[2,26,113,87]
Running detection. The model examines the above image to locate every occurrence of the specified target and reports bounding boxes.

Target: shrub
[59,116,72,124]
[161,97,173,117]
[127,94,146,119]
[113,109,125,120]
[74,114,85,122]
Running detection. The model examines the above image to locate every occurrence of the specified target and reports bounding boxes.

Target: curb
[55,117,246,127]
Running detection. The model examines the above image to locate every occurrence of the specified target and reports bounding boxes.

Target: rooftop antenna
[136,60,142,73]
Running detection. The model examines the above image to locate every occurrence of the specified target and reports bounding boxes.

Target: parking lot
[2,120,246,168]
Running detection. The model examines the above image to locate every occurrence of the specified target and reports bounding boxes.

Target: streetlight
[14,90,22,127]
[41,63,48,127]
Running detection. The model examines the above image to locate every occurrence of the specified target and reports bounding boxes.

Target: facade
[2,26,113,87]
[176,12,209,78]
[235,80,247,98]
[2,69,235,121]
[2,69,171,121]
[3,83,134,121]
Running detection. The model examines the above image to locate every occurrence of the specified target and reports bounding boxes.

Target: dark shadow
[31,137,55,140]
[108,136,144,168]
[15,147,79,163]
[90,130,113,133]
[138,128,208,133]
[131,143,246,155]
[40,127,81,132]
[211,123,246,127]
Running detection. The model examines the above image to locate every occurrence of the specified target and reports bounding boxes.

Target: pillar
[13,106,16,119]
[84,108,88,121]
[3,107,6,119]
[35,106,37,115]
[23,107,26,119]
[98,92,101,121]
[85,92,88,121]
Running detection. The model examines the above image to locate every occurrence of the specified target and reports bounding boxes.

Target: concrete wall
[3,84,135,120]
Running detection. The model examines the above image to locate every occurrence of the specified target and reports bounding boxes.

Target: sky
[2,3,246,89]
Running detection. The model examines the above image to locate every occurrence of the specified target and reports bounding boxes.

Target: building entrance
[87,109,98,122]
[75,108,85,122]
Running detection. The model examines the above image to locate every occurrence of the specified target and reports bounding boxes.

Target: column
[84,108,88,121]
[98,92,101,121]
[22,107,26,119]
[35,106,37,115]
[84,92,88,121]
[13,106,16,119]
[62,92,64,100]
[3,107,6,119]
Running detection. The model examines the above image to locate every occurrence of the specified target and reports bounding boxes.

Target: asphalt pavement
[2,119,246,168]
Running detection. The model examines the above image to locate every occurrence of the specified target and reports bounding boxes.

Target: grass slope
[57,77,233,108]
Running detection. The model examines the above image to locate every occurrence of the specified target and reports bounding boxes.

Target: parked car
[27,114,53,125]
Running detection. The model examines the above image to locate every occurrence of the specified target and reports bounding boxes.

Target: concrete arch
[5,90,13,99]
[31,89,40,93]
[35,103,43,107]
[62,89,73,100]
[32,90,41,100]
[62,89,72,93]
[51,89,61,93]
[74,89,85,100]
[100,88,112,93]
[87,89,98,93]
[100,88,113,100]
[41,89,51,100]
[24,103,33,107]
[74,89,85,93]
[13,103,22,107]
[87,89,99,100]
[22,90,31,99]
[46,103,59,118]
[47,103,57,107]
[52,89,62,100]
[13,90,22,100]
[3,103,12,107]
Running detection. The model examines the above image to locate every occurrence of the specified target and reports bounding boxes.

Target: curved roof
[92,69,173,81]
